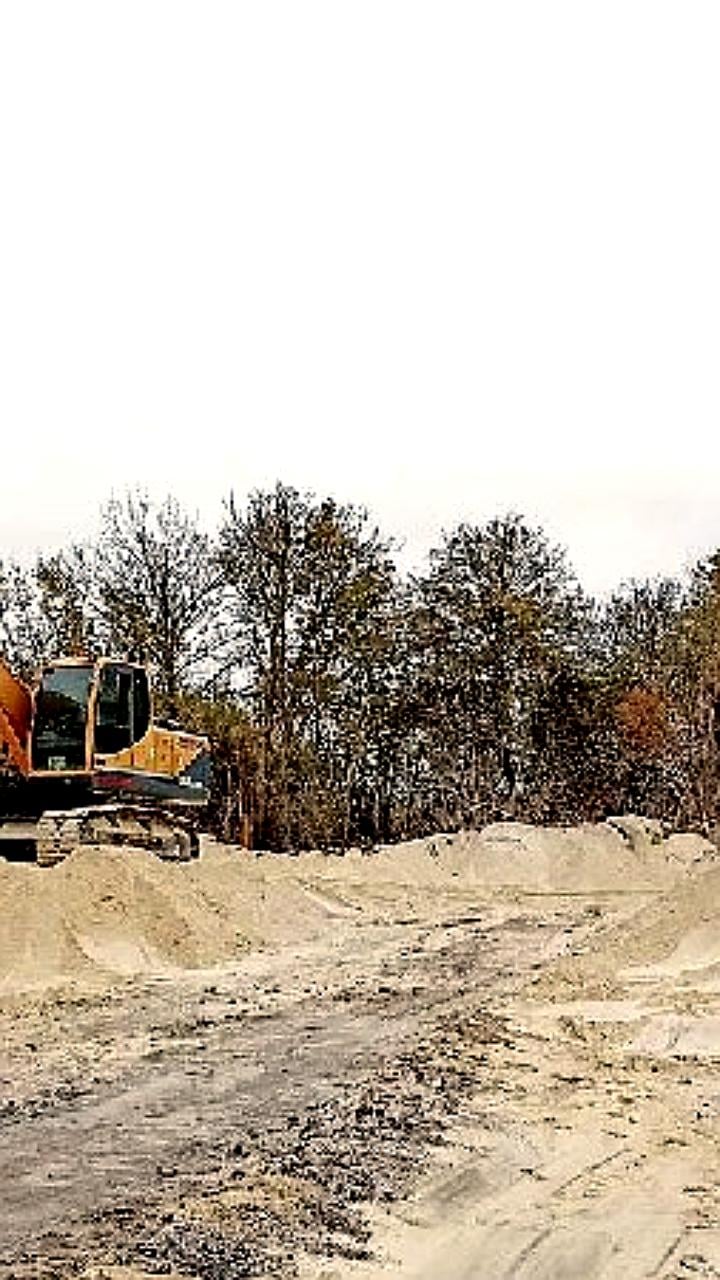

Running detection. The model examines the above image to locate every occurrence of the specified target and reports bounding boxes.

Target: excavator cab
[30,659,152,771]
[30,658,208,794]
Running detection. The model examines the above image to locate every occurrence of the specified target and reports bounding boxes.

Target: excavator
[0,653,210,865]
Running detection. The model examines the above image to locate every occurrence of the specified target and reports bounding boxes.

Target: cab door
[94,664,151,762]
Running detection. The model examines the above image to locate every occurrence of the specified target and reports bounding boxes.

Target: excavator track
[35,805,196,867]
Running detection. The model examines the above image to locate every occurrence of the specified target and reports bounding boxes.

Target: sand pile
[0,817,714,998]
[538,856,720,1003]
[304,816,714,897]
[0,844,348,996]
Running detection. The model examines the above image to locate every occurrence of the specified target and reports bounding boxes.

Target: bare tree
[408,514,589,826]
[93,492,223,709]
[219,483,397,848]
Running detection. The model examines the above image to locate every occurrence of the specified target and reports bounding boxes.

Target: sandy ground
[2,817,720,1278]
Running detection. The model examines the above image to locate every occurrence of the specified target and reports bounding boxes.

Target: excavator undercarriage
[33,805,198,866]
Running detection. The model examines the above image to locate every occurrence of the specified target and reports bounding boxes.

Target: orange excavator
[0,654,210,864]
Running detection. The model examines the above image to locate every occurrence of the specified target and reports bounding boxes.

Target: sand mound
[539,857,720,1000]
[304,817,714,897]
[0,817,714,999]
[0,845,345,996]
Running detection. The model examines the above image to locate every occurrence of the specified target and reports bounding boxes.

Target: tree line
[2,485,720,848]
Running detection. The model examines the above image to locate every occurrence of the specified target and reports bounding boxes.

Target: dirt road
[0,898,581,1277]
[2,823,720,1278]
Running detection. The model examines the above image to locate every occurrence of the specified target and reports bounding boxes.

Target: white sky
[1,2,718,596]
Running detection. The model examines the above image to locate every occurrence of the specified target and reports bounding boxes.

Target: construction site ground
[3,819,720,1279]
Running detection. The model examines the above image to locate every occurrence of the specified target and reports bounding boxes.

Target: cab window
[95,666,133,755]
[133,668,151,740]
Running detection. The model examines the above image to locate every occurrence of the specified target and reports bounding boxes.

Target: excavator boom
[0,658,31,777]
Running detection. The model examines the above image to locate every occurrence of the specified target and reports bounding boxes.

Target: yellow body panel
[100,725,206,778]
